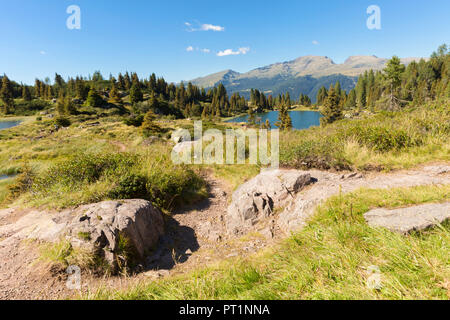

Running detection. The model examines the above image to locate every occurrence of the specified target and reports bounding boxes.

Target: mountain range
[188,55,423,102]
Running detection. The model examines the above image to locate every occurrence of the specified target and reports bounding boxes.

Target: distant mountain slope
[189,55,423,102]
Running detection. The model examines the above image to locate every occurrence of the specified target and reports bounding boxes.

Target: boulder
[225,170,312,235]
[0,200,165,271]
[64,200,164,269]
[364,202,450,234]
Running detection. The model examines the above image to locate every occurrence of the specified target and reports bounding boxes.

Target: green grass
[280,101,450,171]
[208,164,260,190]
[0,176,15,203]
[38,240,105,272]
[2,101,448,209]
[86,184,450,300]
[0,116,206,210]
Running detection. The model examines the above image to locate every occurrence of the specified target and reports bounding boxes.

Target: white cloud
[185,21,224,32]
[186,46,211,54]
[217,47,250,57]
[200,24,224,32]
[40,50,47,55]
[312,40,319,45]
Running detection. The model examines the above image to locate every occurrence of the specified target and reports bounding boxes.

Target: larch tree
[129,83,143,104]
[22,86,32,101]
[320,86,343,125]
[384,56,406,110]
[0,75,15,114]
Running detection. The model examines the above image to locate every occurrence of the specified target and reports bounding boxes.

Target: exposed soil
[0,163,449,299]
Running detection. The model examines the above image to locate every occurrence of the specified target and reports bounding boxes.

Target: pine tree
[355,76,367,109]
[275,104,292,130]
[285,92,291,108]
[384,56,406,110]
[75,78,88,100]
[316,86,328,105]
[40,83,46,98]
[108,83,123,105]
[201,104,208,119]
[35,79,42,98]
[131,73,140,87]
[141,110,161,137]
[46,86,53,100]
[344,89,357,110]
[124,72,131,91]
[56,91,66,115]
[320,86,343,125]
[283,110,292,130]
[247,107,256,125]
[85,86,103,107]
[334,81,342,96]
[0,75,15,114]
[65,95,77,115]
[54,73,65,89]
[22,86,32,101]
[149,73,157,92]
[148,92,159,112]
[129,83,143,104]
[117,73,125,90]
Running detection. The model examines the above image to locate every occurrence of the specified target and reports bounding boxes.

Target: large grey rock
[364,202,450,234]
[64,200,164,268]
[0,200,165,271]
[226,170,312,235]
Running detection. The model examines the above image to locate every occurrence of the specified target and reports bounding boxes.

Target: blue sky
[1,0,449,85]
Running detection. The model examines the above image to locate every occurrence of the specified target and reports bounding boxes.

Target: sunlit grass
[86,184,450,300]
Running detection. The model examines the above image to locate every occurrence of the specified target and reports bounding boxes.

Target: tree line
[319,44,449,125]
[1,71,301,124]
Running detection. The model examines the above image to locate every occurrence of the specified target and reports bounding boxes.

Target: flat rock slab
[364,202,450,234]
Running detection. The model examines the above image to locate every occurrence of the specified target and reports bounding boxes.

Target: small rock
[143,269,170,279]
[364,202,450,234]
[226,252,238,258]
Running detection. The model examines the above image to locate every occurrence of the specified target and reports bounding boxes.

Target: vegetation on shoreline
[86,184,450,300]
[280,100,449,171]
[0,116,206,210]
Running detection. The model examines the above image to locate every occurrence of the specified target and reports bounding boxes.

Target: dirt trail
[0,163,449,299]
[0,208,71,299]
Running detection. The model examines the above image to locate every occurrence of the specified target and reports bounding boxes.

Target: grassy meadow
[0,96,449,299]
[86,184,450,300]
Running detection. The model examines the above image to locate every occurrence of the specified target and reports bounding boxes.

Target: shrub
[109,173,148,200]
[5,165,34,202]
[279,105,447,171]
[30,152,205,210]
[280,133,351,170]
[34,153,138,190]
[346,126,420,152]
[123,114,144,127]
[12,99,50,116]
[55,116,71,127]
[141,111,162,137]
[146,163,206,209]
